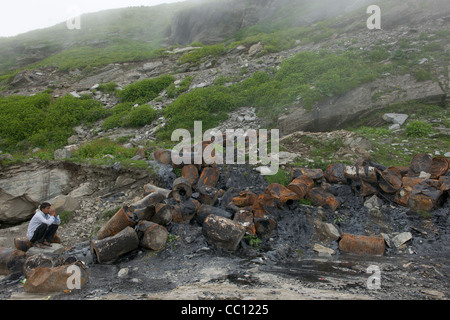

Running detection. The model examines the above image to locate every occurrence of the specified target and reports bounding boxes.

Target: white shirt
[26,210,61,240]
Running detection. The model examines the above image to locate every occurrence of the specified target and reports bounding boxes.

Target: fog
[0,0,186,37]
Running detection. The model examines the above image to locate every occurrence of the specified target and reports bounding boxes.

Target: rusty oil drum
[338,233,385,256]
[0,248,27,275]
[96,206,137,240]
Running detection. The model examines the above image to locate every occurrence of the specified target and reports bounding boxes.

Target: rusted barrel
[338,233,385,255]
[344,165,378,183]
[430,156,449,179]
[408,179,443,211]
[409,153,432,176]
[232,190,257,207]
[129,192,165,211]
[143,183,172,198]
[97,206,137,240]
[136,221,168,251]
[290,168,323,182]
[379,167,403,193]
[307,187,341,211]
[151,203,173,226]
[287,175,314,199]
[91,227,139,264]
[196,167,220,190]
[172,198,201,223]
[233,210,256,236]
[0,248,27,275]
[24,261,89,293]
[202,215,246,252]
[198,185,219,205]
[196,204,233,225]
[182,164,199,186]
[14,237,32,252]
[252,194,276,218]
[324,163,347,184]
[153,148,172,165]
[127,192,164,221]
[172,177,193,203]
[265,183,300,207]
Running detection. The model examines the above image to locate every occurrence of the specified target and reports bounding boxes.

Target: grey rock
[27,243,66,256]
[383,113,409,126]
[392,232,412,248]
[54,148,72,160]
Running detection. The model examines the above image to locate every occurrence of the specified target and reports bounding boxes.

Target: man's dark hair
[40,202,51,211]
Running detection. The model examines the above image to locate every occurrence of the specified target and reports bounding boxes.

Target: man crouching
[26,202,61,249]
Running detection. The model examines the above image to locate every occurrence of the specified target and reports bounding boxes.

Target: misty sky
[0,0,186,37]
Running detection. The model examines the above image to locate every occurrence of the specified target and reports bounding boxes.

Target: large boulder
[0,168,70,224]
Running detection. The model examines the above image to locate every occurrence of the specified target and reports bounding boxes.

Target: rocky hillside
[0,0,448,221]
[0,0,449,301]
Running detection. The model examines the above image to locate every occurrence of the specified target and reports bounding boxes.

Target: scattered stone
[313,243,335,255]
[382,113,409,126]
[27,243,66,256]
[54,149,72,160]
[118,267,129,278]
[392,232,412,248]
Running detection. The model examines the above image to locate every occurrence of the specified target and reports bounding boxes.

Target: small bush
[178,44,225,65]
[116,75,174,104]
[0,94,106,150]
[74,138,136,159]
[124,105,157,127]
[405,120,433,137]
[97,82,118,93]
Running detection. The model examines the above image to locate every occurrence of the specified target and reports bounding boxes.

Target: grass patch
[0,94,106,152]
[116,74,174,104]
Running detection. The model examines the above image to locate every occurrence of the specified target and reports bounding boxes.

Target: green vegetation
[350,102,449,168]
[59,211,74,225]
[102,103,158,129]
[73,138,137,160]
[264,169,290,186]
[116,74,174,104]
[405,120,434,137]
[97,82,118,94]
[30,39,167,73]
[178,44,225,65]
[159,49,384,140]
[245,235,262,248]
[158,86,236,140]
[166,76,195,98]
[0,94,106,151]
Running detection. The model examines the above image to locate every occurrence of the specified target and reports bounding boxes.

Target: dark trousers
[29,223,58,243]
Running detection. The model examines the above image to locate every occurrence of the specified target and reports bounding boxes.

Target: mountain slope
[0,0,448,163]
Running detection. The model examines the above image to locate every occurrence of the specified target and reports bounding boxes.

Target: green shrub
[116,75,174,104]
[124,105,157,127]
[102,103,157,129]
[158,86,236,140]
[166,76,194,98]
[405,120,433,137]
[74,138,136,159]
[178,44,225,65]
[264,169,290,186]
[97,82,118,94]
[0,94,106,150]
